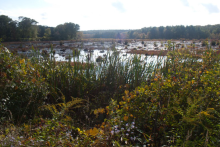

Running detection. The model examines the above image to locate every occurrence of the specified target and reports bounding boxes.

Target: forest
[0,15,80,41]
[1,15,220,42]
[83,24,220,39]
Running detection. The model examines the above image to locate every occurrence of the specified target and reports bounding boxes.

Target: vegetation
[1,37,220,146]
[1,14,220,41]
[0,15,80,41]
[83,24,220,40]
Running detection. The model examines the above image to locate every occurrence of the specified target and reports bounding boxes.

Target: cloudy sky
[0,0,220,30]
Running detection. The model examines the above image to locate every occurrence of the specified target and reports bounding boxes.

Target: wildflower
[127,128,130,132]
[132,122,135,125]
[116,130,120,134]
[121,128,124,130]
[131,125,135,129]
[125,140,128,144]
[126,123,129,127]
[130,137,133,140]
[19,59,25,64]
[131,132,134,134]
[126,133,129,136]
[111,131,114,135]
[133,136,136,140]
[114,125,118,129]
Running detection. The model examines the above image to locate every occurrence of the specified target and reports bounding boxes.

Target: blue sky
[0,0,220,30]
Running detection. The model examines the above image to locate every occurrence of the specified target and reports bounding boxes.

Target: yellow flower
[123,115,129,121]
[127,98,130,103]
[19,59,25,64]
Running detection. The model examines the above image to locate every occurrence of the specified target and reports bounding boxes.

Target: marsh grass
[0,43,163,125]
[1,40,220,146]
[36,46,163,126]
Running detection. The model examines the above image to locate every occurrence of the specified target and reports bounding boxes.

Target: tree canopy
[83,25,220,40]
[0,15,80,41]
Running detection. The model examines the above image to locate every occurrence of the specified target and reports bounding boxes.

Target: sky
[0,0,220,30]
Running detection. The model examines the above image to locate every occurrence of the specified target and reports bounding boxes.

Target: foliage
[1,40,220,146]
[95,49,220,146]
[0,44,48,124]
[0,15,80,41]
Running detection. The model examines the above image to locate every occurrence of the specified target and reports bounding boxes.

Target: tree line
[0,15,80,41]
[83,25,220,40]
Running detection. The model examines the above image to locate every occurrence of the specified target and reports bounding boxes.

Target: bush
[101,49,220,146]
[0,46,48,123]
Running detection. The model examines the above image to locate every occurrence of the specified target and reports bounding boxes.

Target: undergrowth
[1,40,220,146]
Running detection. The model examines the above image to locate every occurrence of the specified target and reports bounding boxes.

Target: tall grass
[2,41,219,146]
[30,46,164,126]
[0,43,164,126]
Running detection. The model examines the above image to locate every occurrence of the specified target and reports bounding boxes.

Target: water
[14,40,171,64]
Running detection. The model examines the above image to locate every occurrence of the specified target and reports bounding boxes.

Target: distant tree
[158,26,164,39]
[43,28,51,40]
[76,32,83,40]
[0,15,18,41]
[149,27,159,39]
[164,26,172,39]
[116,32,121,39]
[54,22,80,40]
[18,16,38,40]
[127,31,134,39]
